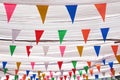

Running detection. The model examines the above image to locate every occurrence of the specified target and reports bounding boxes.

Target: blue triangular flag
[94,46,101,57]
[2,61,7,69]
[30,76,33,80]
[102,59,106,65]
[36,78,38,80]
[100,28,109,42]
[95,74,99,80]
[66,5,77,23]
[33,74,36,79]
[26,70,30,76]
[108,61,113,69]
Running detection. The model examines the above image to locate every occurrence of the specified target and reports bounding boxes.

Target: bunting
[4,68,8,74]
[77,46,84,57]
[100,28,109,42]
[95,74,99,80]
[26,45,33,57]
[59,46,66,57]
[6,75,9,80]
[102,59,106,65]
[116,55,120,64]
[84,66,89,74]
[2,61,7,69]
[31,62,35,70]
[43,46,49,56]
[72,60,77,69]
[26,70,30,76]
[57,61,63,70]
[96,64,101,72]
[89,69,93,76]
[58,30,67,44]
[78,70,82,77]
[108,61,113,69]
[16,62,21,70]
[10,45,16,56]
[72,68,76,75]
[44,61,49,71]
[12,29,21,43]
[68,71,72,78]
[94,46,101,57]
[111,45,118,56]
[87,61,91,67]
[81,29,90,43]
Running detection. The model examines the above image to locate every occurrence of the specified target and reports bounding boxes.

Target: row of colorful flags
[3,3,106,23]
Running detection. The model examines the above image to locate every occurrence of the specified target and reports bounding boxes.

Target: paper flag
[77,46,84,57]
[14,75,18,80]
[111,45,118,56]
[78,70,82,77]
[60,70,64,76]
[36,78,38,80]
[102,72,105,76]
[84,66,89,74]
[22,74,26,80]
[16,62,21,70]
[94,46,101,57]
[116,55,120,64]
[77,76,80,80]
[10,45,16,56]
[4,68,8,74]
[102,59,106,65]
[50,71,53,78]
[69,71,72,78]
[68,77,71,80]
[95,3,106,22]
[60,77,63,80]
[100,28,109,42]
[15,69,18,75]
[2,61,7,69]
[72,68,76,74]
[64,75,67,80]
[46,75,49,79]
[55,76,58,80]
[44,62,49,71]
[108,61,113,69]
[30,76,33,80]
[36,5,48,24]
[95,74,99,80]
[59,46,66,57]
[58,30,67,44]
[82,74,86,79]
[81,29,90,43]
[87,61,91,67]
[52,77,54,80]
[38,76,41,80]
[43,46,49,56]
[12,29,21,43]
[33,74,36,79]
[73,75,76,80]
[72,61,77,69]
[86,75,88,80]
[26,70,30,76]
[31,62,35,70]
[89,69,93,76]
[4,3,16,22]
[38,70,41,76]
[66,5,77,23]
[6,75,9,80]
[57,61,63,70]
[28,78,30,80]
[26,46,33,57]
[110,68,115,76]
[35,30,44,45]
[96,64,101,72]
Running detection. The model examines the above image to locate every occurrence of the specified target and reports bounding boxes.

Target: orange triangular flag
[16,62,21,70]
[95,3,106,22]
[87,61,91,67]
[111,45,118,56]
[77,46,84,57]
[89,69,93,76]
[81,29,90,43]
[96,64,101,72]
[116,55,120,64]
[36,5,48,24]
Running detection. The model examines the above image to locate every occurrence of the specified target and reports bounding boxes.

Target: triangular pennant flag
[59,46,66,57]
[26,46,33,57]
[72,68,76,75]
[66,5,77,23]
[50,71,53,78]
[111,45,118,56]
[12,29,21,43]
[73,75,76,80]
[46,75,49,80]
[95,74,99,80]
[89,69,93,76]
[30,76,33,80]
[31,62,35,70]
[72,61,77,69]
[33,74,36,79]
[69,71,72,78]
[77,76,80,80]
[15,69,19,75]
[102,72,105,76]
[60,77,63,80]
[26,70,30,76]
[52,77,54,80]
[78,70,82,77]
[68,77,71,80]
[94,46,101,57]
[77,46,84,57]
[58,30,67,44]
[57,61,63,70]
[87,61,91,67]
[110,68,115,76]
[4,68,8,74]
[2,61,7,69]
[36,78,38,80]
[86,75,88,80]
[82,74,86,79]
[16,62,21,70]
[44,61,49,71]
[102,59,106,65]
[108,61,113,69]
[96,64,101,72]
[116,55,120,64]
[43,46,49,56]
[35,30,44,45]
[14,75,18,80]
[81,29,90,43]
[84,66,89,74]
[22,74,26,80]
[38,76,41,80]
[36,5,48,24]
[6,75,9,80]
[38,70,41,76]
[64,75,67,80]
[95,3,106,22]
[100,28,109,42]
[4,3,16,22]
[60,70,64,76]
[10,45,16,56]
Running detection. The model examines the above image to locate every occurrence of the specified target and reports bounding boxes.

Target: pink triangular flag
[44,61,49,71]
[12,29,21,43]
[4,3,16,22]
[59,46,66,57]
[43,46,49,56]
[77,76,80,80]
[31,62,35,70]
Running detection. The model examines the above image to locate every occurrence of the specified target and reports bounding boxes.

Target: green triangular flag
[58,30,67,44]
[51,77,54,80]
[78,70,82,76]
[10,45,16,56]
[84,66,88,74]
[72,61,77,69]
[14,75,18,80]
[73,75,76,80]
[4,68,8,74]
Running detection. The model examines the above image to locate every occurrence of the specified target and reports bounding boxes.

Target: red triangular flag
[81,29,90,43]
[4,3,16,22]
[69,71,72,78]
[111,45,118,56]
[72,68,76,74]
[15,69,19,75]
[96,64,101,72]
[57,61,63,70]
[35,30,44,45]
[64,75,67,80]
[6,75,9,80]
[26,46,33,57]
[60,77,63,80]
[87,61,91,67]
[95,3,107,22]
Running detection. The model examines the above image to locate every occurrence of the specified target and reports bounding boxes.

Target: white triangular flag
[43,46,49,56]
[12,29,21,43]
[44,61,49,71]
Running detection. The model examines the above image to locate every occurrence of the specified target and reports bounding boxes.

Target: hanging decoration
[58,30,67,44]
[100,28,109,42]
[12,29,21,43]
[10,45,16,56]
[59,46,66,57]
[72,60,77,69]
[57,61,63,70]
[94,46,101,57]
[77,46,84,57]
[43,46,49,56]
[111,45,118,56]
[81,29,90,43]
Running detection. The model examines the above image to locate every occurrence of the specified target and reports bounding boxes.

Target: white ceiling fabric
[0,0,120,80]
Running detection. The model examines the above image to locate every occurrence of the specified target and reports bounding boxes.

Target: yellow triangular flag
[42,73,45,79]
[36,5,48,24]
[38,70,41,76]
[116,55,120,64]
[77,46,84,57]
[16,62,21,70]
[86,75,88,80]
